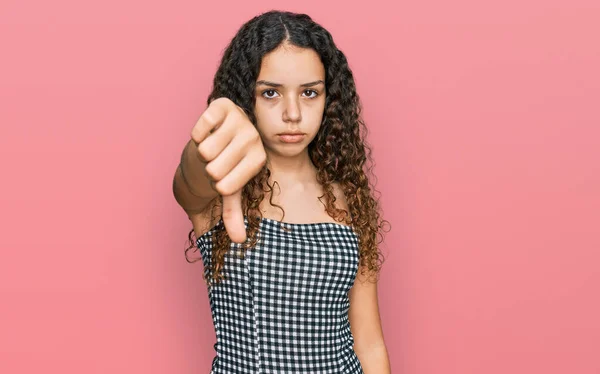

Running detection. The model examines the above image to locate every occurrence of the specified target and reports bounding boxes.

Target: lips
[278,133,306,143]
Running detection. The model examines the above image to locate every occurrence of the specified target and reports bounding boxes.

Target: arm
[348,267,391,373]
[173,138,219,216]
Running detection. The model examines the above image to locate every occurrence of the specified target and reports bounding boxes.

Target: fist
[190,98,267,243]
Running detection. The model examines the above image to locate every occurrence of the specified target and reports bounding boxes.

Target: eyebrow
[255,80,325,88]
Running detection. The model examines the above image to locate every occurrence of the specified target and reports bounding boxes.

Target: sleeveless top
[196,216,364,374]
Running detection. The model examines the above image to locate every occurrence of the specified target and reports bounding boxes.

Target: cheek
[254,106,278,133]
[308,104,326,129]
[255,110,281,137]
[253,103,267,123]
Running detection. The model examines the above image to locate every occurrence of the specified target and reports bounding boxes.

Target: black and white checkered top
[196,216,364,374]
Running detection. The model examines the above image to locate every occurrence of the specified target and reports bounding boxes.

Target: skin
[253,42,335,223]
[252,41,391,373]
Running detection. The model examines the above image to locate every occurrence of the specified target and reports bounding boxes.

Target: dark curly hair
[184,10,390,286]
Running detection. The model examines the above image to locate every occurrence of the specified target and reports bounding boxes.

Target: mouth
[277,133,306,143]
[277,131,305,135]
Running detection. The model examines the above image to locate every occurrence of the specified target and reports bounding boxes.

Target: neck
[265,150,317,187]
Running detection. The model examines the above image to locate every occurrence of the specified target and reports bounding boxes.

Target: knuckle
[250,128,261,141]
[221,204,237,221]
[201,111,217,128]
[190,126,202,144]
[204,163,222,181]
[240,127,259,145]
[212,97,233,114]
[230,101,244,114]
[230,106,249,124]
[215,181,234,196]
[213,97,230,106]
[197,142,214,162]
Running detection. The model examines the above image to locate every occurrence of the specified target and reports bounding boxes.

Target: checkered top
[196,216,364,374]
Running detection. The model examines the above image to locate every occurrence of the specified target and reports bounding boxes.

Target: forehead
[257,44,325,84]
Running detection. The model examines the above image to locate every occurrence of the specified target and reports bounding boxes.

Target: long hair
[184,10,390,286]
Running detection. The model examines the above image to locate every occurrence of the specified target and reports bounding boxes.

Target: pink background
[1,0,599,373]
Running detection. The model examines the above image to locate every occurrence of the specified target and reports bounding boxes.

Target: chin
[266,143,309,157]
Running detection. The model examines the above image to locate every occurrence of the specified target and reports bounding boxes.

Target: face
[253,43,326,158]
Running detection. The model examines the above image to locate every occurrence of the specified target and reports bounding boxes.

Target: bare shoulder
[189,197,223,239]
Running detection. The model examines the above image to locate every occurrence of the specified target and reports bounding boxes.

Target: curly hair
[184,10,390,286]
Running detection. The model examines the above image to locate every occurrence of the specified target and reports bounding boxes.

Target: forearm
[179,138,218,199]
[356,344,391,374]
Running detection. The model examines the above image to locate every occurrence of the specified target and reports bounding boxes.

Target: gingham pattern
[196,216,364,374]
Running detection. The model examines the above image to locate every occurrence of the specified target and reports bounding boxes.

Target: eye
[302,90,318,98]
[262,89,279,99]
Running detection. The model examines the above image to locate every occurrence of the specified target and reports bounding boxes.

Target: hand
[190,97,267,243]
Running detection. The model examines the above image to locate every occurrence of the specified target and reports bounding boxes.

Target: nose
[282,96,302,123]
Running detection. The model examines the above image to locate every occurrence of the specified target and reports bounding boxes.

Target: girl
[174,10,391,373]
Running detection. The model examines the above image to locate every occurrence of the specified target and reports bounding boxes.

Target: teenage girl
[173,10,391,373]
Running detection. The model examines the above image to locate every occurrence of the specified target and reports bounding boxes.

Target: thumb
[221,189,247,243]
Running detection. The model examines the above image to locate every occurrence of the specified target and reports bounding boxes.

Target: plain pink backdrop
[1,0,599,373]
